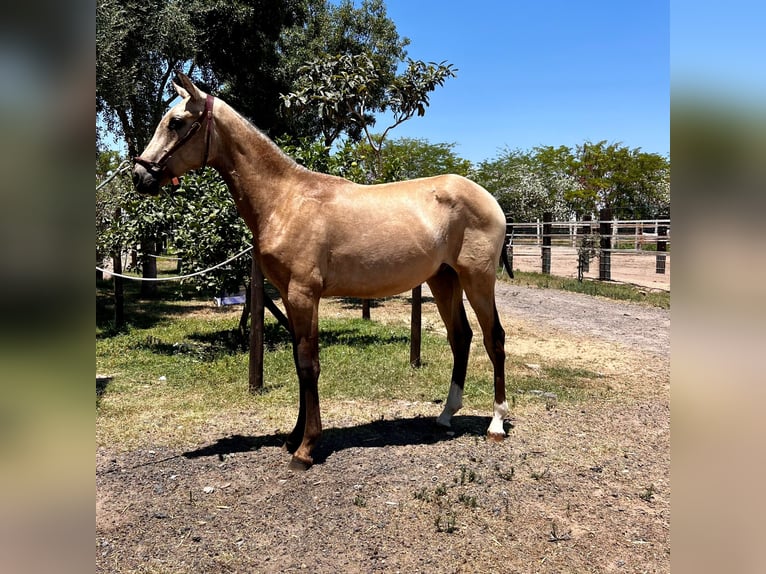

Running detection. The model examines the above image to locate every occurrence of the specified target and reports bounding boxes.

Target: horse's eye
[168,118,182,131]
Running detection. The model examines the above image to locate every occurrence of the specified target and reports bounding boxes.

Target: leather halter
[134,94,215,180]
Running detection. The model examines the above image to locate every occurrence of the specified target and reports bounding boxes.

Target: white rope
[96,160,132,190]
[97,246,253,281]
[143,253,182,260]
[96,160,252,282]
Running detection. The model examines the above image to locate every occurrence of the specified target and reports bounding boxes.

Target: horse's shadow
[183,415,493,465]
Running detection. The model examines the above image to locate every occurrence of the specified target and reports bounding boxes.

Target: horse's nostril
[132,170,140,187]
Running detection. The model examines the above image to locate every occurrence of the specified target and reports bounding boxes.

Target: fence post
[112,207,125,328]
[656,223,668,274]
[362,299,371,320]
[599,208,612,281]
[249,252,265,394]
[577,215,592,280]
[505,215,514,272]
[571,219,576,248]
[541,212,552,274]
[112,250,125,328]
[410,285,422,368]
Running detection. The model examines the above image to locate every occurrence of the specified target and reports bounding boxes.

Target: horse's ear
[173,71,204,102]
[172,80,190,100]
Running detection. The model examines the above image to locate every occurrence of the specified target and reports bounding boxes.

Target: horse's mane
[226,105,310,175]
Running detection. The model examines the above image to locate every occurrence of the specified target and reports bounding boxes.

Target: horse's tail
[500,241,514,279]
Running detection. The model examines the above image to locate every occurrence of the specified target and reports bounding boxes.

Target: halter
[134,94,215,181]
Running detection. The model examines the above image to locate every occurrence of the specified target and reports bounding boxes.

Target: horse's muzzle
[132,164,161,195]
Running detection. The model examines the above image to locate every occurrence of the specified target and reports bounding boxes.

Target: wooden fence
[248,211,670,392]
[505,210,670,291]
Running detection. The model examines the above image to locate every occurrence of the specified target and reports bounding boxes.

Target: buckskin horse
[133,73,513,469]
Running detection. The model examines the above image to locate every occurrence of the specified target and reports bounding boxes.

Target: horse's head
[133,72,214,195]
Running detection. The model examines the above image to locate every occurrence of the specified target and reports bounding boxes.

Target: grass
[96,268,625,449]
[507,270,670,309]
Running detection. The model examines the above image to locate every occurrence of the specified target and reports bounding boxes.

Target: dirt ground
[510,245,670,292]
[97,283,670,573]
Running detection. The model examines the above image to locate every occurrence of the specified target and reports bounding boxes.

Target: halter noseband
[134,94,215,181]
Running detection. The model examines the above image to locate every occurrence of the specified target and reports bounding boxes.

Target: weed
[458,493,477,509]
[435,510,457,533]
[495,465,515,481]
[434,484,447,497]
[639,483,657,502]
[548,521,572,542]
[413,487,432,503]
[353,495,367,507]
[458,465,477,485]
[531,467,550,481]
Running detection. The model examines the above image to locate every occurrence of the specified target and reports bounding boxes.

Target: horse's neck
[209,102,302,234]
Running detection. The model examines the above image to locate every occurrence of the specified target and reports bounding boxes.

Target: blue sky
[671,0,766,105]
[378,0,669,163]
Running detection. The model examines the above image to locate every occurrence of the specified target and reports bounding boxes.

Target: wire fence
[506,214,670,291]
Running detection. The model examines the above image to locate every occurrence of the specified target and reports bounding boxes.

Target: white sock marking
[487,400,509,436]
[436,382,463,427]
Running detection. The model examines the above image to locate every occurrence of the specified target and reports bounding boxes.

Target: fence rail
[505,212,670,291]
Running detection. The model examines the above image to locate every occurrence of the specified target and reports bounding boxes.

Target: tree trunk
[113,207,125,328]
[139,236,158,298]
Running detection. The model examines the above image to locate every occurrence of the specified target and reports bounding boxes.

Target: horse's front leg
[284,288,322,470]
[284,345,306,454]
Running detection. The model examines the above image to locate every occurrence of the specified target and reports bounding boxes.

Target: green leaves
[388,59,456,124]
[169,169,252,295]
[472,142,670,221]
[280,52,456,181]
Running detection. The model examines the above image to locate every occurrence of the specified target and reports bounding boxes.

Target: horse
[133,72,512,469]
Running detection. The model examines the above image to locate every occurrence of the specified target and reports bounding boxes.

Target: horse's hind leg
[461,272,509,441]
[427,265,472,429]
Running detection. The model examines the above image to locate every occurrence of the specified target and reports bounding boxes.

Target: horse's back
[352,173,504,227]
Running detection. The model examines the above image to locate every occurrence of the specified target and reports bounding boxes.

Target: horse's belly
[321,252,443,298]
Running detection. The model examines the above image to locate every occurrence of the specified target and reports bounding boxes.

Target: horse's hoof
[435,417,452,429]
[487,431,505,443]
[288,455,313,471]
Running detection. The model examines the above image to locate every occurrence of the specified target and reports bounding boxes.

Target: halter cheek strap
[200,94,215,168]
[134,94,215,182]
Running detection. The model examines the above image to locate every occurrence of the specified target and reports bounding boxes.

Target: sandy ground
[97,283,669,573]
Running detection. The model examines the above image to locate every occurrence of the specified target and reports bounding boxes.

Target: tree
[98,0,309,293]
[279,0,409,140]
[376,137,470,181]
[97,0,196,156]
[545,141,670,219]
[187,0,306,136]
[475,143,670,221]
[471,149,572,222]
[96,151,135,327]
[97,0,308,153]
[169,170,252,299]
[281,53,456,180]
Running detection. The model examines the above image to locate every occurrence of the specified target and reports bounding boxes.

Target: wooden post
[656,223,668,274]
[505,215,514,273]
[112,207,124,328]
[541,212,552,274]
[139,236,158,298]
[599,208,612,281]
[249,254,265,394]
[113,250,124,328]
[580,215,592,274]
[362,299,371,320]
[410,285,422,368]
